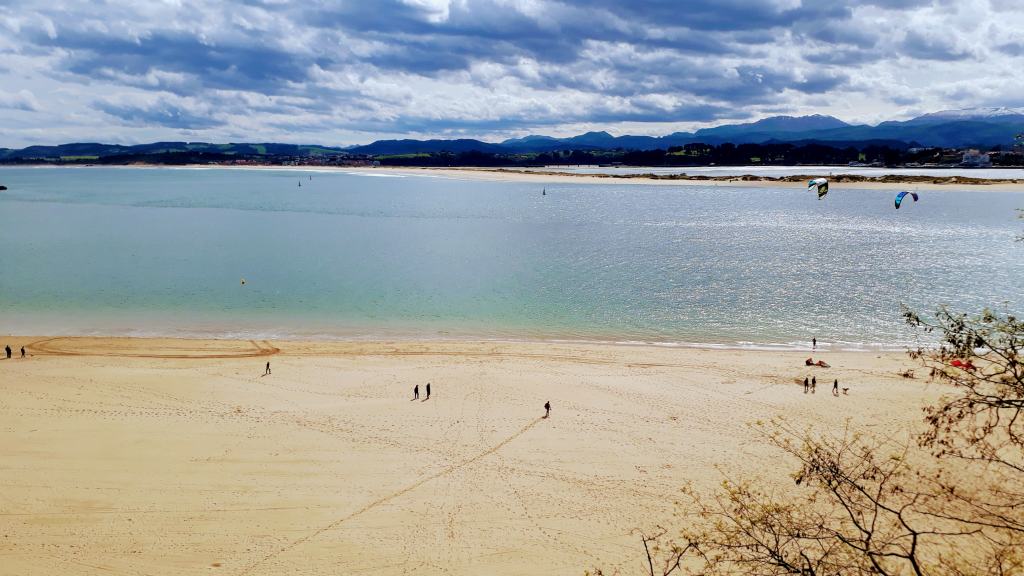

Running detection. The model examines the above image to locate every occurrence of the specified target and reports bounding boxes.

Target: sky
[1,0,1022,147]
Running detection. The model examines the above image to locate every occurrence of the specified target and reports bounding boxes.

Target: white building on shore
[961,149,992,167]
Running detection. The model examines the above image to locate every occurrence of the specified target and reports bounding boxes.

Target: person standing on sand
[833,379,839,396]
[20,346,25,358]
[811,376,817,394]
[264,361,271,376]
[803,377,809,393]
[813,337,817,350]
[544,401,551,418]
[425,382,431,399]
[4,345,10,359]
[413,384,419,400]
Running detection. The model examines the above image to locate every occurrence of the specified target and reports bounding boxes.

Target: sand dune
[0,337,943,575]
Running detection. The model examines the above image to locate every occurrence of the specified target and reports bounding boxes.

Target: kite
[895,191,919,209]
[808,178,829,199]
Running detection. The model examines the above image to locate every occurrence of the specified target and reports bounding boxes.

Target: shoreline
[5,162,1024,190]
[345,166,1024,190]
[0,332,916,353]
[5,334,875,355]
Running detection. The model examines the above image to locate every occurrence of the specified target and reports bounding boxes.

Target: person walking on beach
[803,377,809,394]
[833,379,839,396]
[264,361,271,376]
[811,376,817,394]
[4,345,10,359]
[413,384,419,400]
[544,401,551,418]
[425,382,431,400]
[812,337,817,350]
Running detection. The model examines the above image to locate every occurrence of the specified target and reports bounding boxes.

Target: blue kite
[895,191,919,209]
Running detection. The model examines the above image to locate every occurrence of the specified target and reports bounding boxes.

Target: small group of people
[803,376,844,396]
[412,382,431,400]
[805,336,849,395]
[258,362,552,418]
[408,380,551,417]
[4,344,25,359]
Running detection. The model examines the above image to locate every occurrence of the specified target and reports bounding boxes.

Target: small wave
[4,323,917,352]
[340,171,407,178]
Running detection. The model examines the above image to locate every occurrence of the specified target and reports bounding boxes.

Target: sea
[0,166,1021,350]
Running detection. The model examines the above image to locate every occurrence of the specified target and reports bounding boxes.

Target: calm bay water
[0,166,1021,348]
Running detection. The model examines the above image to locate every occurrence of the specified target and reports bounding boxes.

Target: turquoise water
[0,166,1021,348]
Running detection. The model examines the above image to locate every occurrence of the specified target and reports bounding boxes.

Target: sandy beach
[338,166,1024,191]
[0,336,943,575]
[9,163,1024,191]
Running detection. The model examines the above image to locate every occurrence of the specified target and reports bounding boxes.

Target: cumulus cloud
[0,89,42,112]
[900,30,975,61]
[95,95,223,129]
[0,0,1020,146]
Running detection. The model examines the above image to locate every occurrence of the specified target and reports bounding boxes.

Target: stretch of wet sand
[0,336,943,575]
[57,164,1024,190]
[337,166,1024,190]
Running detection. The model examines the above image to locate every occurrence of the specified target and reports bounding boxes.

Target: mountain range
[349,108,1024,154]
[2,108,1022,161]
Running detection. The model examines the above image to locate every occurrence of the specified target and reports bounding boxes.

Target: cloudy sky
[1,0,1022,147]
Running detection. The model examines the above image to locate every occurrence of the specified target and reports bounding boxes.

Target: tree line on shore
[379,143,1022,168]
[3,141,1022,168]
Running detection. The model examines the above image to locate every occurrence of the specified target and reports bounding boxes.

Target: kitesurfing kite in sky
[895,190,919,209]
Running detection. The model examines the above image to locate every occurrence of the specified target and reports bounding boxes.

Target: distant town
[0,142,1019,170]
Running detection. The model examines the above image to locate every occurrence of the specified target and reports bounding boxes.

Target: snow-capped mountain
[905,107,1024,124]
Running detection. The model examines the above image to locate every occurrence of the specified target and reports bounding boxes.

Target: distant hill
[346,139,506,155]
[901,107,1024,125]
[499,135,562,151]
[357,109,1022,154]
[0,141,350,161]
[3,108,1022,161]
[692,114,850,142]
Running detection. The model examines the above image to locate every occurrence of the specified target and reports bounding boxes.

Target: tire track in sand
[236,417,544,576]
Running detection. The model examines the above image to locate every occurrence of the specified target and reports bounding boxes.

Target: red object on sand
[950,359,977,371]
